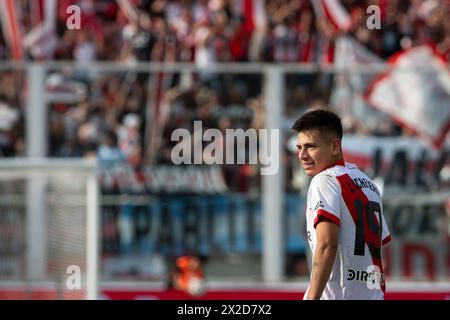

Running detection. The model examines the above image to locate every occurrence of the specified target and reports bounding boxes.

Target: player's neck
[329,155,345,168]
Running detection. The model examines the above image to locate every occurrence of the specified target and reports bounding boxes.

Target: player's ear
[331,137,341,155]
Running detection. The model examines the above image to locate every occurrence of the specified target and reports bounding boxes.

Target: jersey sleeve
[381,209,391,245]
[373,181,391,245]
[309,174,341,229]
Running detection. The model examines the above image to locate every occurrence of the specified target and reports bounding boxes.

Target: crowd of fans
[0,0,449,190]
[1,0,445,63]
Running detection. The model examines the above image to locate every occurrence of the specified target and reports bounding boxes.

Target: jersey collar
[334,160,345,167]
[322,159,346,172]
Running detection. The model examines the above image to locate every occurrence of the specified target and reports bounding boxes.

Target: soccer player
[291,109,391,300]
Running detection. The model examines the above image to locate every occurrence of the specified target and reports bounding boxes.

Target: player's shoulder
[320,161,357,177]
[311,162,364,184]
[310,170,340,190]
[311,162,360,189]
[344,162,372,180]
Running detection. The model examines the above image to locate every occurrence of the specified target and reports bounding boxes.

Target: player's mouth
[302,162,315,170]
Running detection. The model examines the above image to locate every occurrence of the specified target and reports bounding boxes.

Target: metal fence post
[262,66,285,282]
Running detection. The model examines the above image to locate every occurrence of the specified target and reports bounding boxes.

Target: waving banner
[365,45,450,149]
[312,0,352,32]
[330,36,390,125]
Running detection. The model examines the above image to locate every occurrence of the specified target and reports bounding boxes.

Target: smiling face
[296,129,342,177]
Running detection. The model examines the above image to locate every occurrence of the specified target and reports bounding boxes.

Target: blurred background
[0,0,449,299]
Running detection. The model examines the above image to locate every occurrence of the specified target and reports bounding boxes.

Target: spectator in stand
[98,131,125,165]
[117,113,142,166]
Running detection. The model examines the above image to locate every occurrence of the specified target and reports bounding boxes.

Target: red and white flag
[241,0,267,33]
[229,0,267,61]
[22,0,58,60]
[365,45,450,149]
[0,0,24,60]
[245,0,267,61]
[312,0,352,32]
[144,70,175,164]
[330,36,386,120]
[116,0,139,22]
[30,0,45,27]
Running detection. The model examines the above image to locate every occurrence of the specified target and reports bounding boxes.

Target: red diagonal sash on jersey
[336,174,386,293]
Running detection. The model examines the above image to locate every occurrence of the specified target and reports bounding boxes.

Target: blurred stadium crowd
[0,0,449,284]
[0,0,449,189]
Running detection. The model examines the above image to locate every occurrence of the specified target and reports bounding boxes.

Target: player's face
[296,129,340,177]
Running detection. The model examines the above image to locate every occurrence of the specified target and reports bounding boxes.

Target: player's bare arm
[305,220,339,300]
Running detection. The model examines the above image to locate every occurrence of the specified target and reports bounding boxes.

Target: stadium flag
[242,0,267,61]
[312,0,352,32]
[330,36,390,125]
[116,0,138,22]
[230,0,267,61]
[22,0,58,60]
[0,0,24,59]
[31,0,45,27]
[145,71,174,164]
[311,0,352,64]
[365,45,450,149]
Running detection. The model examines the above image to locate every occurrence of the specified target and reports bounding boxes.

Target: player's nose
[298,148,308,161]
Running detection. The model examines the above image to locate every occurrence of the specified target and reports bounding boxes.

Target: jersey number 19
[353,200,382,259]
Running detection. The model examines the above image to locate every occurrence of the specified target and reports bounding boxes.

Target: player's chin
[303,167,318,177]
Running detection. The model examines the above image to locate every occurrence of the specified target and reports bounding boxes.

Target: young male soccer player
[292,109,391,300]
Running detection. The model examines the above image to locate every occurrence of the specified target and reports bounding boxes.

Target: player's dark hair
[291,109,343,140]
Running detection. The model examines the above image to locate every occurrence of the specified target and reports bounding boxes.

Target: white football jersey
[304,161,391,300]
